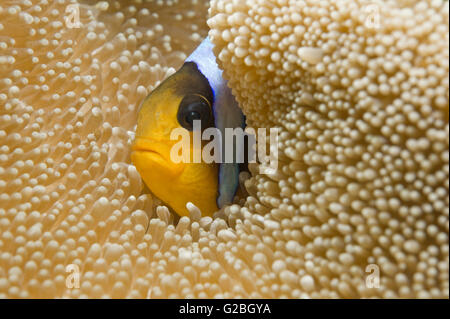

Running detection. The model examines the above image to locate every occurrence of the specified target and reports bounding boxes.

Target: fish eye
[177,94,213,131]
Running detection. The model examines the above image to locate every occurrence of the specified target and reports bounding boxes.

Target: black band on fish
[175,62,214,107]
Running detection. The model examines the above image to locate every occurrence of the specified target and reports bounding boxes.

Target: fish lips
[131,137,185,177]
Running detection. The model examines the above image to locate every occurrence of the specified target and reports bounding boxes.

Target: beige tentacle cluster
[207,0,449,298]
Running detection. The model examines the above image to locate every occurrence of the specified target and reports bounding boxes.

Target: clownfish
[131,37,245,217]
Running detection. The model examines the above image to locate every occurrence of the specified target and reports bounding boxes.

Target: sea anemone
[0,0,448,298]
[208,0,449,298]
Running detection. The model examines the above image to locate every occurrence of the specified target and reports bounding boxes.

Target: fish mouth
[132,137,165,159]
[131,137,184,177]
[132,146,162,157]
